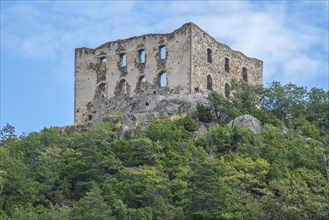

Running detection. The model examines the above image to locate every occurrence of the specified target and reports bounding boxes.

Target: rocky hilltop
[90,93,208,119]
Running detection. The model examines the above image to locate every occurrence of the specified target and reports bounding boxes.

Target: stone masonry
[74,22,263,123]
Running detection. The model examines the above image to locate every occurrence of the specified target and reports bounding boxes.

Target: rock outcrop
[229,114,263,133]
[105,93,208,115]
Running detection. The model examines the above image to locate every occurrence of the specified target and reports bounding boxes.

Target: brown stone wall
[190,24,263,96]
[74,24,192,123]
[74,48,97,123]
[74,23,263,124]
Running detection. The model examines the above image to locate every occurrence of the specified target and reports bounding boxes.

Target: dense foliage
[1,81,328,219]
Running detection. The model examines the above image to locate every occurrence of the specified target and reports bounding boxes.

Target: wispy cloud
[1,0,328,89]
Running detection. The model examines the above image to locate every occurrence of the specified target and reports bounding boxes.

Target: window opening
[136,75,147,91]
[139,49,145,63]
[98,83,106,91]
[207,48,212,63]
[88,115,93,121]
[121,53,127,67]
[139,75,147,82]
[100,57,107,63]
[119,79,127,94]
[225,58,230,72]
[159,71,167,87]
[225,83,230,98]
[98,83,107,97]
[160,45,166,60]
[207,75,213,90]
[242,67,248,82]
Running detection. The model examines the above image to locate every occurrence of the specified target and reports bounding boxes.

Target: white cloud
[283,55,320,84]
[1,0,328,89]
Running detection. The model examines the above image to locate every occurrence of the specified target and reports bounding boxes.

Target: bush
[196,103,212,123]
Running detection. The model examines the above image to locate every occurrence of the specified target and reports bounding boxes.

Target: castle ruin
[75,22,263,123]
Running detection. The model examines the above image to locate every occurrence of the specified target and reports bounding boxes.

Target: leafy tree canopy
[1,81,328,219]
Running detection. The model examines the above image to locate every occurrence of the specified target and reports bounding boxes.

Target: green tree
[266,168,329,219]
[263,82,308,121]
[288,115,320,138]
[0,138,39,211]
[307,88,329,131]
[112,138,161,166]
[145,118,190,142]
[70,183,113,220]
[185,156,227,219]
[175,114,198,132]
[0,123,16,142]
[231,80,263,113]
[196,103,212,123]
[207,91,239,122]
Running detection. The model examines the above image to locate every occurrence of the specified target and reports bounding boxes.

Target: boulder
[229,114,263,133]
[192,122,208,138]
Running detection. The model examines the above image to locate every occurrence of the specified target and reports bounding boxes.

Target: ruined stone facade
[75,22,263,123]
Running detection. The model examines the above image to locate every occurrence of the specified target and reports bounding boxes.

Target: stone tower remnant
[74,22,263,123]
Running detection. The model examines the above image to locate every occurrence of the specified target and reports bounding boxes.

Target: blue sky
[1,0,328,135]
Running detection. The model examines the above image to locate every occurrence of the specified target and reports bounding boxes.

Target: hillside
[0,81,328,220]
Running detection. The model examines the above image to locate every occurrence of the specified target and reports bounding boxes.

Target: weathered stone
[281,127,289,134]
[74,23,263,123]
[229,114,263,133]
[119,112,161,138]
[152,94,208,115]
[122,112,160,125]
[101,115,119,124]
[61,122,93,135]
[193,122,208,138]
[118,124,133,139]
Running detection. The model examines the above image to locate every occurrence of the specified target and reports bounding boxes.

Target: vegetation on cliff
[0,81,328,219]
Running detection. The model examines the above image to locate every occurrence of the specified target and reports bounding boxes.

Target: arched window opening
[98,83,107,97]
[136,75,148,91]
[139,75,147,82]
[119,79,128,94]
[159,71,167,87]
[242,67,248,82]
[98,83,106,91]
[139,49,146,63]
[225,83,230,98]
[159,45,166,60]
[120,53,127,67]
[207,48,212,63]
[100,57,107,63]
[207,75,213,90]
[225,57,230,72]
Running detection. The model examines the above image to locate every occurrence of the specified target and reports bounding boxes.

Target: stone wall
[75,24,192,123]
[74,22,263,124]
[75,48,98,123]
[191,23,263,97]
